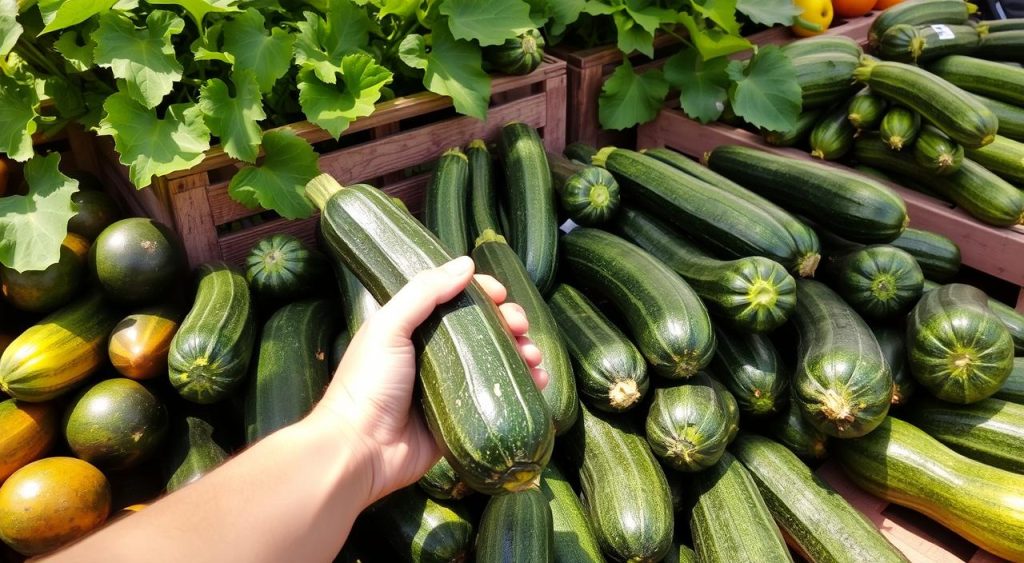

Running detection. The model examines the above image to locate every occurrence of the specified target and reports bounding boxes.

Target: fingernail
[443,256,473,276]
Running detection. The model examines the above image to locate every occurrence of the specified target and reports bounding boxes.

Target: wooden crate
[549,10,881,148]
[636,112,1024,312]
[94,57,567,268]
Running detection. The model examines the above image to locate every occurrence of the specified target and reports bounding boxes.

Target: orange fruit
[874,0,907,9]
[835,0,876,17]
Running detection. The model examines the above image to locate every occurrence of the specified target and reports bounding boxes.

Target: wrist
[295,409,378,511]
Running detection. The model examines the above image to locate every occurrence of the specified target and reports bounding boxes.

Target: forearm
[44,412,372,563]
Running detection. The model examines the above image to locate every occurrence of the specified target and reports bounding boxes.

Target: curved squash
[164,415,229,493]
[0,399,59,483]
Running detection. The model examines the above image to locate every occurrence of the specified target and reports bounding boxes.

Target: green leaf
[93,10,185,109]
[294,0,370,84]
[582,0,620,16]
[378,0,418,19]
[0,73,40,162]
[43,76,86,119]
[298,53,392,140]
[199,70,265,163]
[625,0,677,34]
[38,0,117,34]
[439,0,535,46]
[598,59,669,130]
[664,47,730,123]
[547,0,584,35]
[53,29,96,71]
[689,0,741,36]
[401,24,491,120]
[228,129,320,220]
[736,0,802,26]
[148,0,242,26]
[677,12,751,60]
[0,153,79,273]
[98,92,211,188]
[614,12,654,57]
[0,0,21,56]
[727,46,800,132]
[223,8,295,92]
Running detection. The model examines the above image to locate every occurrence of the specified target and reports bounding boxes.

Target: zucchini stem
[608,379,641,410]
[304,174,344,210]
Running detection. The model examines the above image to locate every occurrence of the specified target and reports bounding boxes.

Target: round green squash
[645,373,731,472]
[484,29,546,75]
[880,106,921,151]
[245,234,326,301]
[712,327,788,417]
[418,457,472,501]
[827,245,924,320]
[847,88,888,130]
[90,218,185,306]
[68,190,120,241]
[913,125,964,175]
[557,166,620,226]
[1,233,89,314]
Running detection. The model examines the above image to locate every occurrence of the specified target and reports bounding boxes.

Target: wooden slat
[543,71,568,153]
[381,172,431,217]
[94,140,177,227]
[168,174,221,268]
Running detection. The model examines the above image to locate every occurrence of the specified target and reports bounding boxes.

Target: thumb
[369,256,476,340]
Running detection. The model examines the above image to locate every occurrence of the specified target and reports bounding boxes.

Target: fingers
[499,302,528,335]
[517,335,542,368]
[474,274,507,304]
[370,256,475,339]
[531,368,549,390]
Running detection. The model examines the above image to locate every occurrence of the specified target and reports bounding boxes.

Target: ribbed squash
[245,234,326,301]
[164,415,229,493]
[362,486,475,563]
[108,305,182,380]
[539,462,603,562]
[880,107,921,151]
[913,125,964,175]
[712,327,788,417]
[484,29,546,75]
[476,487,554,562]
[646,373,732,472]
[0,399,59,483]
[418,457,472,501]
[769,396,829,461]
[825,245,924,320]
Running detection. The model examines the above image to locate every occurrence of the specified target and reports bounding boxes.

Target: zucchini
[922,279,1024,355]
[548,283,648,412]
[706,145,909,243]
[711,377,741,443]
[764,109,822,147]
[245,300,333,444]
[614,206,796,333]
[847,89,888,131]
[363,486,475,563]
[472,230,578,435]
[245,234,326,301]
[0,292,120,402]
[995,358,1024,403]
[564,402,674,563]
[336,262,380,335]
[907,283,1015,403]
[732,434,909,563]
[868,0,977,47]
[418,458,471,501]
[539,462,604,563]
[564,142,597,164]
[643,147,822,277]
[809,102,857,160]
[835,417,1024,561]
[769,397,829,460]
[964,134,1024,184]
[982,18,1024,33]
[663,543,698,563]
[689,452,792,563]
[168,263,256,405]
[306,177,554,495]
[975,30,1024,62]
[164,415,229,493]
[500,122,558,294]
[791,52,862,109]
[877,23,982,64]
[928,55,1024,107]
[972,93,1024,141]
[854,58,997,148]
[792,280,893,438]
[467,139,501,241]
[483,29,545,75]
[912,125,964,175]
[712,327,788,417]
[879,106,921,151]
[476,487,553,563]
[424,148,470,256]
[781,35,863,60]
[645,373,731,472]
[548,152,620,226]
[905,396,1024,473]
[824,245,924,320]
[853,135,1024,227]
[596,147,818,276]
[891,228,961,281]
[561,228,714,379]
[872,322,917,406]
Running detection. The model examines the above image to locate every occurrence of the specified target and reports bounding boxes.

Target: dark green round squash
[913,125,964,176]
[712,327,788,417]
[829,245,924,320]
[484,29,546,75]
[769,397,829,461]
[558,166,620,226]
[90,218,185,306]
[68,190,121,241]
[645,373,731,472]
[1,233,89,313]
[245,234,326,301]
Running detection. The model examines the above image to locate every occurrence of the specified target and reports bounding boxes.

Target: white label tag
[931,24,955,40]
[559,219,579,234]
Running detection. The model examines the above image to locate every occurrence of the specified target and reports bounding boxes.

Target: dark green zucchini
[645,373,731,472]
[168,262,256,405]
[791,52,861,109]
[476,486,553,563]
[928,55,1024,107]
[769,397,829,461]
[712,327,788,417]
[848,89,888,131]
[890,228,961,282]
[564,142,597,164]
[564,402,673,563]
[825,245,924,320]
[548,152,620,226]
[869,0,977,47]
[809,102,857,160]
[548,283,648,412]
[690,452,792,563]
[907,283,1015,403]
[484,29,545,75]
[764,109,823,147]
[877,23,982,63]
[913,125,964,175]
[614,206,796,333]
[995,358,1024,404]
[706,145,908,243]
[710,377,741,444]
[418,458,472,501]
[781,35,863,60]
[306,177,554,495]
[982,18,1024,33]
[164,415,229,493]
[363,486,475,563]
[424,148,470,256]
[905,396,1024,473]
[880,107,921,151]
[975,30,1024,62]
[336,263,380,335]
[972,94,1024,141]
[467,139,502,240]
[872,322,916,406]
[472,230,578,435]
[245,234,326,301]
[663,543,698,563]
[792,280,893,437]
[561,228,714,379]
[964,135,1024,184]
[732,434,909,563]
[501,122,558,294]
[539,462,604,563]
[922,280,1024,355]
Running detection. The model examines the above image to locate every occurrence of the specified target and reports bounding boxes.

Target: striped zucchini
[539,462,604,563]
[472,230,578,435]
[168,263,256,405]
[690,452,792,563]
[879,107,921,151]
[418,458,472,501]
[548,283,648,412]
[781,35,863,60]
[711,377,741,443]
[663,543,698,563]
[791,52,861,109]
[872,322,917,406]
[476,487,553,563]
[923,279,1024,355]
[0,292,119,402]
[928,55,1024,107]
[501,122,558,294]
[467,139,502,241]
[164,414,229,493]
[972,94,1024,141]
[770,397,829,460]
[982,18,1024,33]
[363,486,475,563]
[548,152,620,226]
[712,327,788,417]
[706,145,908,243]
[964,135,1024,184]
[564,402,674,563]
[792,280,893,438]
[561,228,715,379]
[336,262,380,334]
[0,399,59,482]
[877,23,982,63]
[995,358,1024,404]
[424,148,470,256]
[848,89,888,131]
[868,0,977,47]
[892,228,960,281]
[564,142,597,164]
[643,147,821,277]
[732,434,909,563]
[809,102,857,160]
[645,373,732,472]
[975,30,1024,62]
[905,396,1024,473]
[913,125,964,175]
[614,206,796,333]
[306,177,553,494]
[825,245,924,320]
[764,109,822,147]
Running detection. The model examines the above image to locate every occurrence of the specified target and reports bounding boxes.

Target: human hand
[310,256,547,507]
